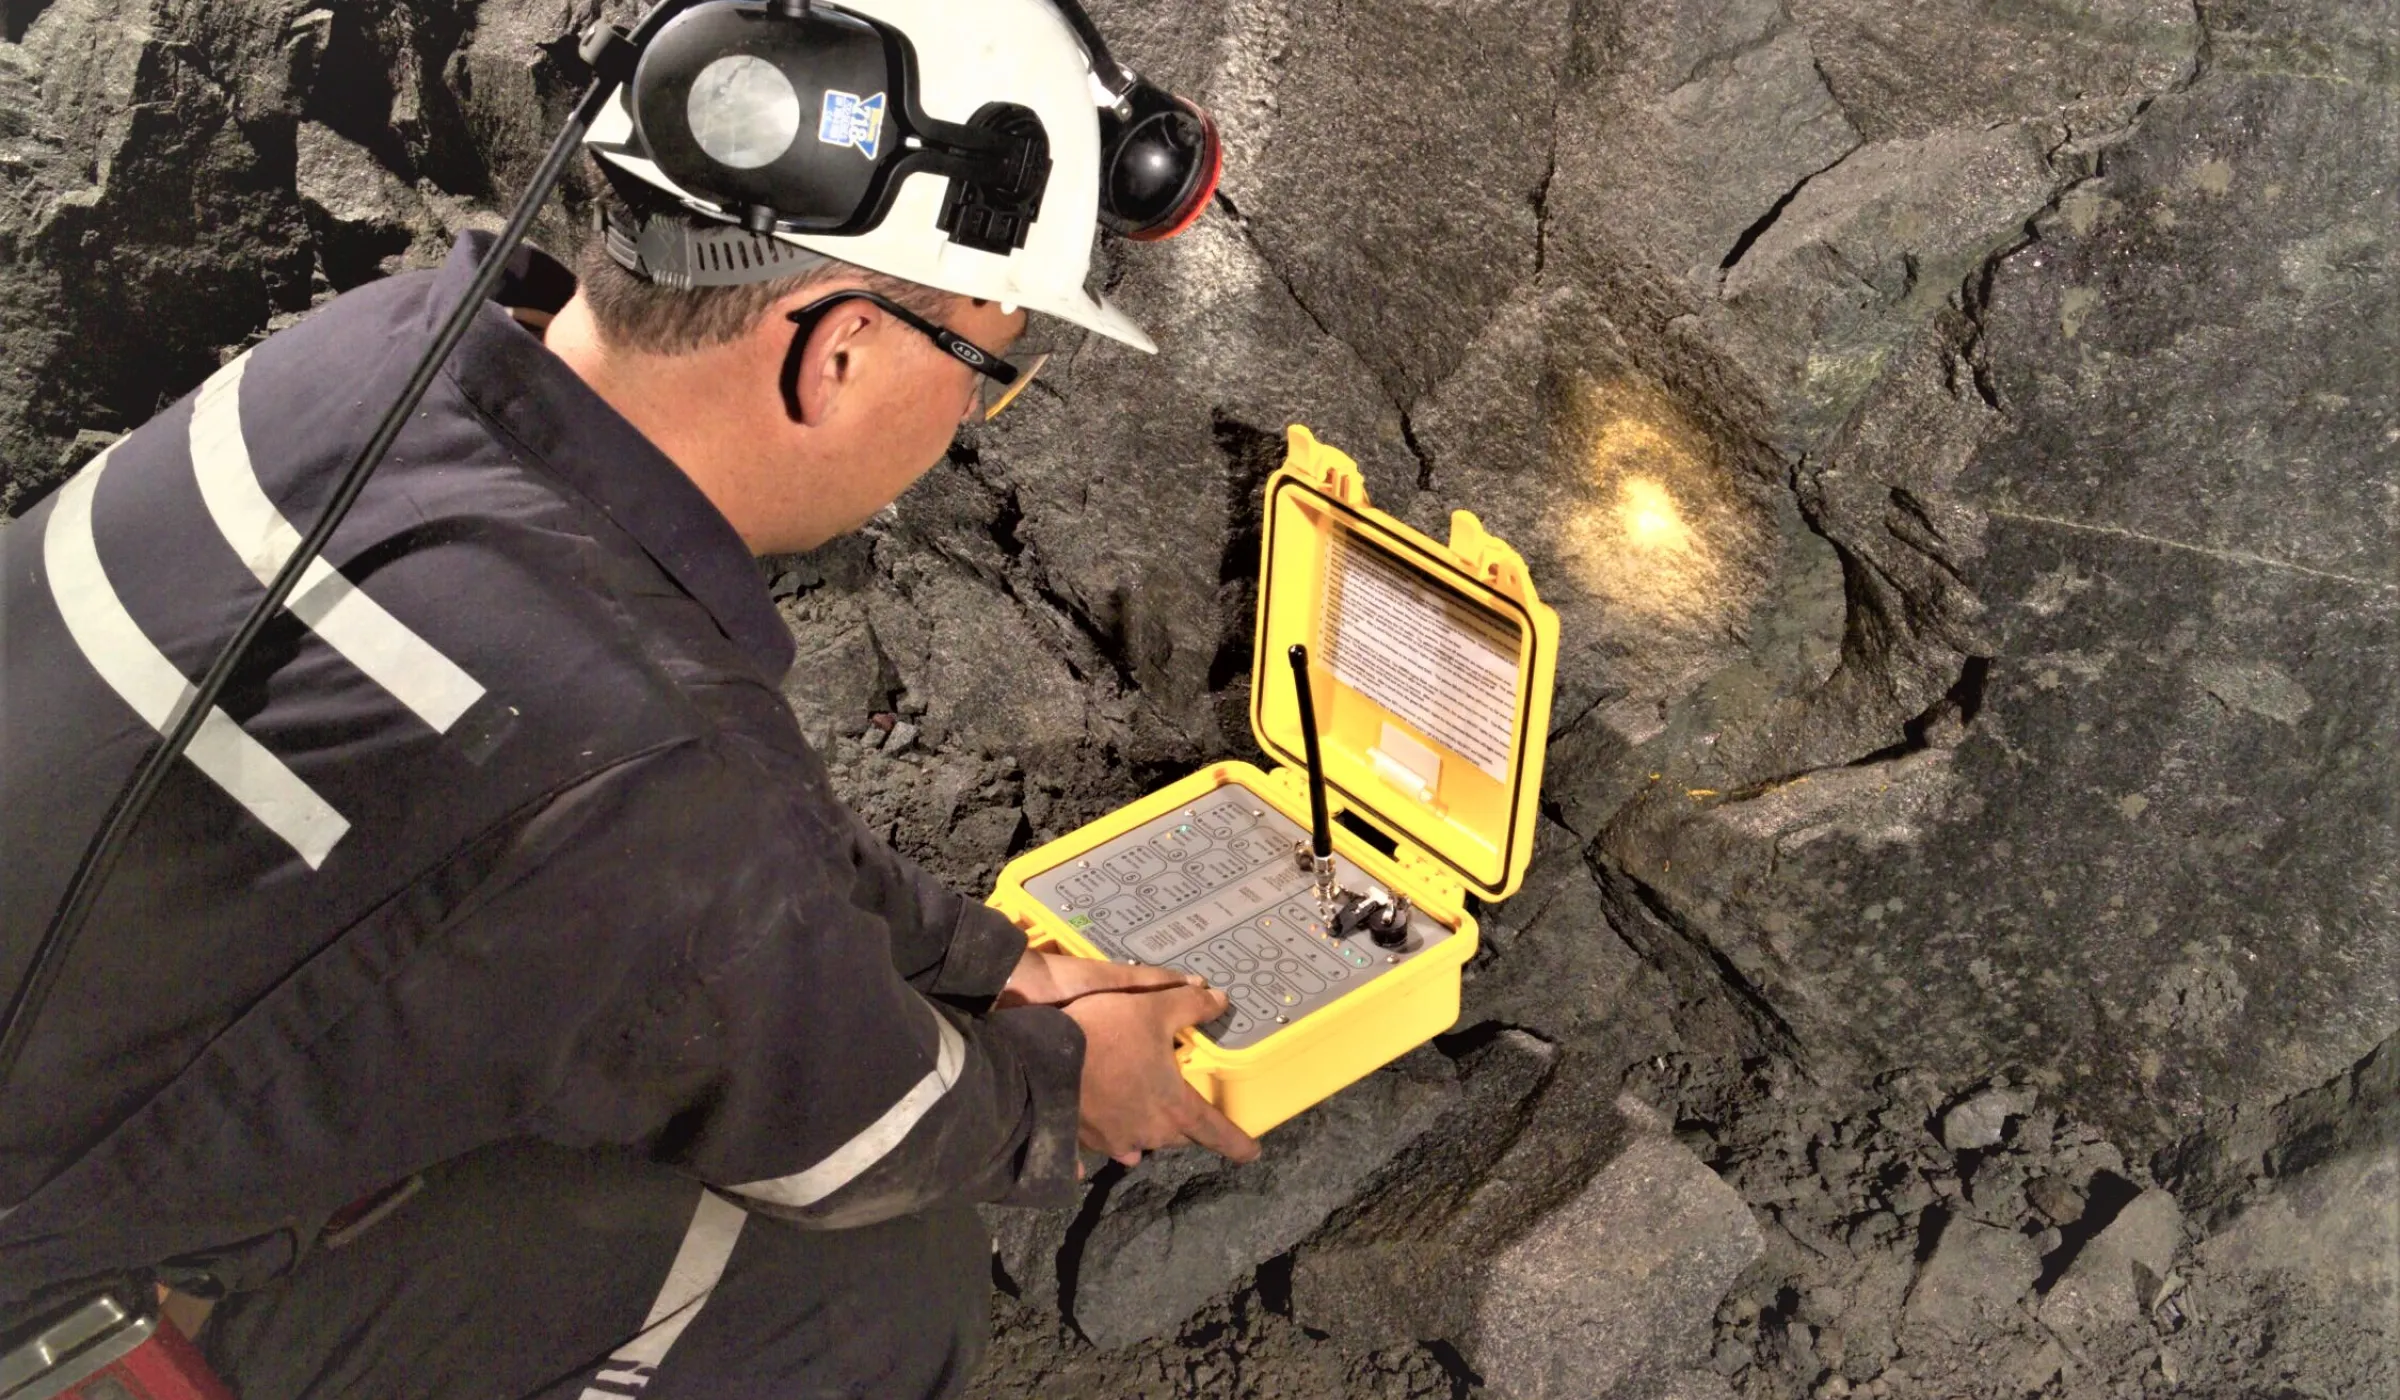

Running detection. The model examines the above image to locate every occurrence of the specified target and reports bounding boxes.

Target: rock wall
[3,1,2391,1396]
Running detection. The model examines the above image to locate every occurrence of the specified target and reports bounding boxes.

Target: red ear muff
[1097,82,1221,241]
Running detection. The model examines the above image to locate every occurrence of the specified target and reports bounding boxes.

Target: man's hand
[996,947,1193,1009]
[1063,983,1262,1169]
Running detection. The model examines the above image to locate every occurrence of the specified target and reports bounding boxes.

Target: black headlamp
[1098,79,1222,241]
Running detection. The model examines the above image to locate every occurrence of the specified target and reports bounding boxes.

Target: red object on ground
[55,1314,234,1400]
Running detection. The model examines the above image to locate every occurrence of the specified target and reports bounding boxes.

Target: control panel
[1020,781,1448,1049]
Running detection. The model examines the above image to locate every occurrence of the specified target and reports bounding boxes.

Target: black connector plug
[1331,890,1414,952]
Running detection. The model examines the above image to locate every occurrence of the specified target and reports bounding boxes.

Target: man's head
[549,229,1027,556]
[554,0,1219,554]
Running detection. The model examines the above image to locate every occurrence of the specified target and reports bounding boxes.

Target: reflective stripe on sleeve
[575,1188,747,1398]
[43,447,351,868]
[190,354,486,733]
[728,1005,969,1210]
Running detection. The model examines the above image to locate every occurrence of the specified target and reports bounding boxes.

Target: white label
[1320,530,1521,782]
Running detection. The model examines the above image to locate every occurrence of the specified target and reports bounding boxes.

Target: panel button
[1278,924,1352,982]
[1186,949,1235,986]
[1232,928,1280,966]
[1251,970,1305,1008]
[1149,824,1208,862]
[1189,848,1251,882]
[1049,867,1117,910]
[1277,900,1334,938]
[1084,893,1155,939]
[1101,846,1168,885]
[1202,1006,1260,1044]
[1193,800,1260,840]
[1230,831,1288,866]
[1137,870,1205,908]
[1275,958,1324,994]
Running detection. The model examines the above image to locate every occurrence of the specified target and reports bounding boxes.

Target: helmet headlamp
[1097,79,1222,241]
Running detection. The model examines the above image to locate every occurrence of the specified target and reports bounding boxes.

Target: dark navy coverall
[0,232,1083,1398]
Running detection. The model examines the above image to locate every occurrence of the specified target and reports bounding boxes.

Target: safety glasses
[780,290,1051,423]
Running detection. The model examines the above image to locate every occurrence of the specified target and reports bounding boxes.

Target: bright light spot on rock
[1618,477,1692,552]
[1556,391,1733,624]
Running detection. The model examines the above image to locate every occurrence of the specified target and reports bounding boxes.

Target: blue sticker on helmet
[818,90,887,160]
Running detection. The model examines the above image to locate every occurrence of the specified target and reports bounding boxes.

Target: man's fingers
[1068,957,1195,997]
[1038,952,1211,1006]
[1178,1088,1262,1165]
[1155,983,1232,1032]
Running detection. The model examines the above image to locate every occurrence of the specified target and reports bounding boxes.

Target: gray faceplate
[1020,780,1449,1049]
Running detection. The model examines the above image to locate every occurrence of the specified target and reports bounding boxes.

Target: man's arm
[827,798,1029,1010]
[479,739,1087,1222]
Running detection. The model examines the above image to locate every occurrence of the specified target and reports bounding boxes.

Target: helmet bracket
[936,102,1051,254]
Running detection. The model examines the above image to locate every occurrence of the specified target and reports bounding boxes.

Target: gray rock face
[1062,1053,1460,1351]
[1941,1085,2036,1151]
[1237,0,1570,407]
[1287,1062,1762,1395]
[1901,1215,2040,1345]
[2038,1187,2182,1335]
[1595,4,2400,1152]
[1713,120,2058,452]
[1473,1134,1765,1400]
[2195,1144,2397,1330]
[1790,0,2199,141]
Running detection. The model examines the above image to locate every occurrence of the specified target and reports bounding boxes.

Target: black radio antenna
[1287,644,1339,918]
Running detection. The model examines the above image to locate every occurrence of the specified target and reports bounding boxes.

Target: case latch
[1282,425,1369,508]
[1446,510,1538,606]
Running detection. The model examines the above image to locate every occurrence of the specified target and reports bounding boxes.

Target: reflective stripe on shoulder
[43,446,351,868]
[191,354,486,733]
[728,1004,969,1210]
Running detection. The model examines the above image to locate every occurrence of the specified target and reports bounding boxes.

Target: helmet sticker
[818,90,888,161]
[687,55,803,170]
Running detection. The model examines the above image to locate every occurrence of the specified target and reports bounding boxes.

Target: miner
[0,1,1252,1395]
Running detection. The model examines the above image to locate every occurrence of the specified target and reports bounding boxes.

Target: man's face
[783,293,1028,551]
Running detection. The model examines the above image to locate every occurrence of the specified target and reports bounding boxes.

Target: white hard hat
[585,0,1224,354]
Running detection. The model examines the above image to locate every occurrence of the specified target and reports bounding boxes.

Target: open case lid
[1250,426,1560,902]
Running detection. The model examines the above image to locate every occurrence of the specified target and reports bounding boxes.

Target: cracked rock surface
[4,0,2393,1396]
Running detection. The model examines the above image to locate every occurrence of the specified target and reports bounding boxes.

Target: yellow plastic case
[989,425,1559,1134]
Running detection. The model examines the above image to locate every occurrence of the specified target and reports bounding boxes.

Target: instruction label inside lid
[1249,426,1558,903]
[1321,531,1521,783]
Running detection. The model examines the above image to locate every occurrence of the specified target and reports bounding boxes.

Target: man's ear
[779,298,877,426]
